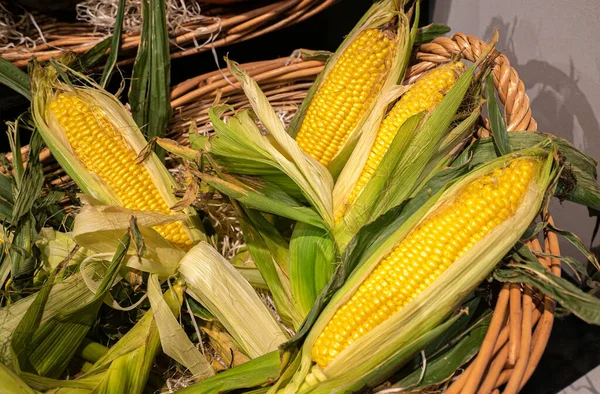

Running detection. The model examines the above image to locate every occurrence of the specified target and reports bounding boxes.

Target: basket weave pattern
[169,56,325,142]
[0,0,336,68]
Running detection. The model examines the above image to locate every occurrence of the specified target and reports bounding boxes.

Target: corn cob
[334,62,463,223]
[314,157,536,367]
[32,63,204,251]
[295,28,395,166]
[48,93,193,250]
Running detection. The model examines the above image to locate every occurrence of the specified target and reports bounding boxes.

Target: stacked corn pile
[0,0,599,394]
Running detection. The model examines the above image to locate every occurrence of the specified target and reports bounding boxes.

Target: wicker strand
[507,283,523,366]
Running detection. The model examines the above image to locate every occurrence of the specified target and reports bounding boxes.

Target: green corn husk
[81,282,191,394]
[279,147,557,393]
[386,297,491,392]
[0,362,38,394]
[35,228,94,272]
[289,223,337,319]
[20,282,200,394]
[207,73,334,227]
[288,0,416,166]
[9,230,131,379]
[69,197,282,365]
[30,61,205,247]
[191,62,337,324]
[178,351,281,394]
[198,320,252,370]
[234,265,269,290]
[2,124,44,287]
[0,273,94,369]
[147,274,214,380]
[71,196,186,276]
[237,207,303,329]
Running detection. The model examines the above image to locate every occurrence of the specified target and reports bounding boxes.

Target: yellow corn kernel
[48,93,193,250]
[295,28,395,166]
[312,158,537,367]
[335,62,463,223]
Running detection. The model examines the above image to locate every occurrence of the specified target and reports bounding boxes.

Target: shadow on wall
[482,16,600,260]
[483,17,600,153]
[430,0,451,27]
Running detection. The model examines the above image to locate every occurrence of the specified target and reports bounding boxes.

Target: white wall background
[432,0,600,258]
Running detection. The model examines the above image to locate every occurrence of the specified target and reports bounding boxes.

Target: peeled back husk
[179,241,289,359]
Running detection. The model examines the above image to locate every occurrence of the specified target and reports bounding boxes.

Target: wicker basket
[9,33,561,393]
[0,0,336,68]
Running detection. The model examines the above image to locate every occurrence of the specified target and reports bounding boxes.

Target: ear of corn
[289,0,415,167]
[281,147,556,392]
[333,54,491,251]
[333,62,464,223]
[314,156,536,367]
[294,29,394,166]
[31,63,204,250]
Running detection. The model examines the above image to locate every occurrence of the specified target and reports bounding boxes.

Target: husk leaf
[179,242,288,359]
[147,274,214,380]
[223,65,334,226]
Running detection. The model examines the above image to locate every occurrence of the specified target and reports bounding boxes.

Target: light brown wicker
[0,0,336,68]
[7,33,561,393]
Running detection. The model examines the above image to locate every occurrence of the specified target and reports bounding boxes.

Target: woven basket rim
[0,0,337,68]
